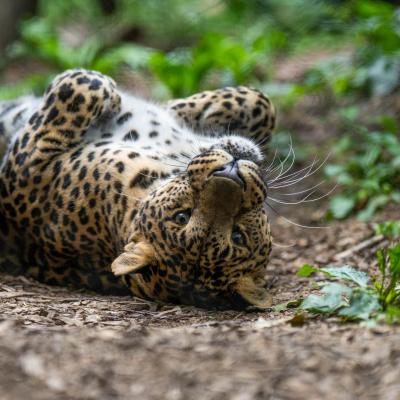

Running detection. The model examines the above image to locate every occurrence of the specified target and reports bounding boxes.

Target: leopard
[0,68,276,310]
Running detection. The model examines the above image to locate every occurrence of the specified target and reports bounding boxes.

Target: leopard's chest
[84,93,203,160]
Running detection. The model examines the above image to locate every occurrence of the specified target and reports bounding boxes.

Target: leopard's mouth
[173,276,271,311]
[175,284,253,310]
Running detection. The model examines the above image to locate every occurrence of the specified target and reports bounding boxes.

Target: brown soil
[1,202,399,400]
[1,50,400,399]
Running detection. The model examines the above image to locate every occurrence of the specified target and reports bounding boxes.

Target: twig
[334,235,385,260]
[0,292,36,299]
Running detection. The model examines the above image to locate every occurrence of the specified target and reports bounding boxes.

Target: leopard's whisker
[276,140,296,179]
[267,140,295,184]
[266,151,286,175]
[156,150,190,165]
[268,157,317,185]
[226,119,233,136]
[161,158,187,167]
[265,139,294,180]
[178,153,192,162]
[161,162,186,170]
[154,150,189,165]
[270,152,331,189]
[265,151,292,184]
[189,135,206,157]
[263,149,278,173]
[268,170,314,189]
[270,180,326,196]
[111,189,141,202]
[266,202,330,229]
[269,156,323,188]
[271,239,297,248]
[268,181,337,205]
[300,183,338,203]
[255,134,271,148]
[181,125,202,157]
[267,189,318,205]
[266,155,285,182]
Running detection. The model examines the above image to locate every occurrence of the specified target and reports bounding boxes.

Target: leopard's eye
[173,210,191,225]
[232,229,245,246]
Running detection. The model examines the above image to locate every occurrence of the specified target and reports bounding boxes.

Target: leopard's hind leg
[19,69,121,158]
[0,69,122,286]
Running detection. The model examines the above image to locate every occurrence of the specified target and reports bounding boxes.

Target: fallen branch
[334,235,385,261]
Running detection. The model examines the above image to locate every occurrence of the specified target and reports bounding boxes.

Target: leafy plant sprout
[297,223,400,324]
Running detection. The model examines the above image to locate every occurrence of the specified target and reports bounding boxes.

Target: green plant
[297,243,400,324]
[325,120,400,220]
[0,0,155,99]
[149,33,269,97]
[374,221,400,240]
[0,74,51,101]
[299,0,400,99]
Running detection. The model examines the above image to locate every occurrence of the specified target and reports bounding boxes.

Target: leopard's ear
[111,241,156,276]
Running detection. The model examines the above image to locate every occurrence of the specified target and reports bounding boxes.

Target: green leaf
[320,265,370,288]
[301,283,352,314]
[272,299,302,312]
[320,282,353,296]
[388,243,400,281]
[376,249,387,277]
[338,291,380,320]
[300,294,342,314]
[297,264,318,277]
[338,106,360,121]
[374,221,400,239]
[324,164,345,177]
[385,305,400,324]
[93,44,154,74]
[329,196,355,219]
[357,195,389,221]
[378,116,398,135]
[0,74,52,100]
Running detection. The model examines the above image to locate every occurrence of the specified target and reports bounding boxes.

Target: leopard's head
[112,137,272,310]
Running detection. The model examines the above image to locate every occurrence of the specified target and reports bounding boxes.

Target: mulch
[1,203,399,400]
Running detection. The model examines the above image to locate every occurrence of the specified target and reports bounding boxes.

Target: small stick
[334,235,385,260]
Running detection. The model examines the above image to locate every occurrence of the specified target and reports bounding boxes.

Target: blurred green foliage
[375,221,400,240]
[149,33,269,97]
[0,0,399,220]
[1,0,399,100]
[325,115,400,220]
[301,0,400,98]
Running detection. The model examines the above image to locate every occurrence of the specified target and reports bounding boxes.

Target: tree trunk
[0,0,37,53]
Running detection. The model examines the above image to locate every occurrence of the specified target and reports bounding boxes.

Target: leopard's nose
[212,161,244,187]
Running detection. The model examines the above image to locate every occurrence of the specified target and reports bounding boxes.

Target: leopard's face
[113,144,272,310]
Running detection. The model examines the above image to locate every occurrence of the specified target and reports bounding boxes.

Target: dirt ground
[1,201,399,400]
[1,53,400,399]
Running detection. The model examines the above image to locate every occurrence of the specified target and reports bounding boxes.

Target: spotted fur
[0,69,276,309]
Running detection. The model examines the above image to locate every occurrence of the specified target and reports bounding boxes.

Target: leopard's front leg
[166,86,276,146]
